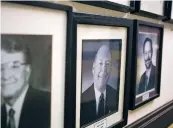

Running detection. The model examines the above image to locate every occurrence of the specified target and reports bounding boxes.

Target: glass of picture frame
[131,0,167,20]
[129,20,164,110]
[163,1,173,24]
[65,12,133,128]
[1,1,72,128]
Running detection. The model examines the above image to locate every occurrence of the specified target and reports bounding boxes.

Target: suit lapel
[147,64,155,90]
[105,85,118,115]
[106,85,111,114]
[18,87,35,128]
[82,84,97,122]
[1,104,7,128]
[90,84,97,117]
[143,72,147,91]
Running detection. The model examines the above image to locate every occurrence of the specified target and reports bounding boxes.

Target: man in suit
[81,45,118,127]
[137,38,156,95]
[1,37,50,128]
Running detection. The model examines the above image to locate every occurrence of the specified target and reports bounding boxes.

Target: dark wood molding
[131,1,167,20]
[163,1,173,24]
[3,1,72,11]
[125,100,173,128]
[74,1,135,13]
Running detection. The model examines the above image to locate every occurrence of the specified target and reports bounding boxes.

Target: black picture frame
[129,20,164,110]
[163,1,173,24]
[2,1,73,128]
[74,0,135,13]
[131,0,167,20]
[66,12,133,128]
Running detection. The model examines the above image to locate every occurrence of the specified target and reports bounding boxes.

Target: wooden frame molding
[126,100,173,128]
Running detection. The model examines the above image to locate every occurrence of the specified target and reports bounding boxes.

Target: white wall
[56,1,173,126]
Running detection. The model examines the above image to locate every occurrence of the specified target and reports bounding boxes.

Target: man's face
[92,46,112,92]
[1,50,30,100]
[144,41,152,69]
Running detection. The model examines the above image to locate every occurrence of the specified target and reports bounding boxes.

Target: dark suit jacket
[80,84,118,127]
[137,64,156,95]
[1,87,50,128]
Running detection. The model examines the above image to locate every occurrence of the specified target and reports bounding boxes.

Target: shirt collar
[94,86,106,102]
[6,85,29,113]
[146,65,152,78]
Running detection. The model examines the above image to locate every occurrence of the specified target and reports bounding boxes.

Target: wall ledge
[125,100,173,128]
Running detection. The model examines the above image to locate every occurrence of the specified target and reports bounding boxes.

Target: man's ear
[92,63,95,75]
[110,65,112,72]
[151,50,153,58]
[25,65,31,81]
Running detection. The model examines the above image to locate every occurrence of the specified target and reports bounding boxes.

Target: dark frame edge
[163,1,173,24]
[64,7,75,128]
[120,17,134,127]
[129,20,138,110]
[131,0,167,20]
[74,1,135,13]
[2,1,72,11]
[132,10,167,20]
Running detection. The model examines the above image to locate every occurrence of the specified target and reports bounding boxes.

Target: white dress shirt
[6,85,29,128]
[145,67,152,90]
[94,87,106,114]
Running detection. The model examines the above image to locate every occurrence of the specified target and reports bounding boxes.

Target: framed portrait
[1,1,72,128]
[163,1,173,24]
[131,0,167,20]
[65,12,133,128]
[129,20,164,110]
[74,0,135,13]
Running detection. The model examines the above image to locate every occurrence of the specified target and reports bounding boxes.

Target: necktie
[145,76,148,91]
[7,108,16,128]
[98,93,104,117]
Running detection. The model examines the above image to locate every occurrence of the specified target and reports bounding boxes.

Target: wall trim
[125,100,173,128]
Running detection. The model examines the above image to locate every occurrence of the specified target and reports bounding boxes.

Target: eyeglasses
[1,61,26,72]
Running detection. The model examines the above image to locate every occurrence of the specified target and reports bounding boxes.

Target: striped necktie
[98,93,104,117]
[145,76,148,91]
[7,108,15,128]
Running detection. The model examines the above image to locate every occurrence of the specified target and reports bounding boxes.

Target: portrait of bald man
[1,35,51,128]
[137,38,156,95]
[80,43,119,127]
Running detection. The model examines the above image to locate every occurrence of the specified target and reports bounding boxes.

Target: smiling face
[1,50,31,103]
[144,41,153,69]
[92,45,112,92]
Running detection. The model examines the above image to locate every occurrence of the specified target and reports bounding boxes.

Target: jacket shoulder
[19,87,51,128]
[107,85,117,95]
[81,85,94,103]
[106,85,117,103]
[106,85,118,112]
[26,87,50,108]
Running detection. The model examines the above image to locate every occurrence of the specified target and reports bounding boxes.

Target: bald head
[94,45,112,63]
[92,45,112,92]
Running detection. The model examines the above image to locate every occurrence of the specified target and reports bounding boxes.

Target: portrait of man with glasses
[1,35,51,128]
[137,38,156,95]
